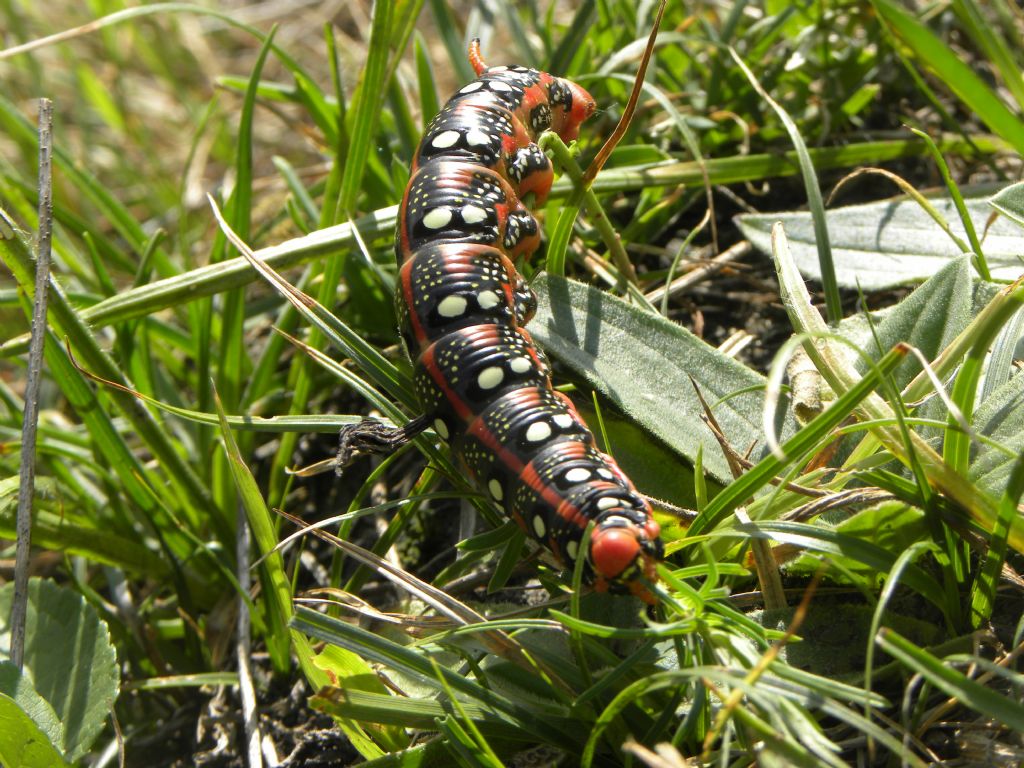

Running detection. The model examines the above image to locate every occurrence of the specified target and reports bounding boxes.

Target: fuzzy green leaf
[989,180,1024,228]
[738,195,1024,289]
[970,371,1024,496]
[531,275,796,484]
[0,579,118,762]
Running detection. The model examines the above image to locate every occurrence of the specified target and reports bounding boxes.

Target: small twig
[581,0,667,188]
[11,98,53,671]
[696,406,827,499]
[781,487,896,523]
[690,376,787,610]
[644,241,751,306]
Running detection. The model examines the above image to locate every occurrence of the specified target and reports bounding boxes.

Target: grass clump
[1,1,1023,765]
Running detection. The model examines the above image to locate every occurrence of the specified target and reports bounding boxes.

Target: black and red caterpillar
[341,42,663,601]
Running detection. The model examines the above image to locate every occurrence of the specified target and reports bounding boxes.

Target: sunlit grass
[1,1,1022,765]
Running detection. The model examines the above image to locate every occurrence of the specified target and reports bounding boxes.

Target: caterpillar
[340,42,663,601]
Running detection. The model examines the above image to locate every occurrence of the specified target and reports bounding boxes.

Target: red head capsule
[590,526,642,581]
[556,81,597,142]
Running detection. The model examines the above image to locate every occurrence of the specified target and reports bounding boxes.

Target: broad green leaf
[0,579,118,762]
[840,257,974,445]
[969,370,1024,496]
[0,694,69,768]
[573,404,704,510]
[786,501,931,583]
[738,194,1024,289]
[989,180,1024,228]
[850,257,972,385]
[531,275,796,484]
[755,603,939,677]
[771,222,1024,553]
[0,662,64,755]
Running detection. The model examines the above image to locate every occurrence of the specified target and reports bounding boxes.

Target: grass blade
[871,0,1024,154]
[729,47,840,324]
[213,391,390,758]
[877,628,1024,733]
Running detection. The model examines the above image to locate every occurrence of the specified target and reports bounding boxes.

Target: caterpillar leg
[336,413,432,471]
[507,144,554,203]
[512,272,537,325]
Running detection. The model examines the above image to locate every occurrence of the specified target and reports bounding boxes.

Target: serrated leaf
[531,275,796,484]
[0,579,118,762]
[738,195,1024,289]
[0,693,70,768]
[0,662,64,755]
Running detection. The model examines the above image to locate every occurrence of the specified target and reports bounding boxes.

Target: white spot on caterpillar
[525,421,552,443]
[423,208,452,230]
[477,366,504,390]
[460,81,483,93]
[461,204,487,224]
[509,355,531,373]
[552,413,574,429]
[465,129,490,147]
[532,514,546,539]
[597,468,614,480]
[437,295,468,318]
[597,497,622,511]
[431,130,460,149]
[433,419,449,439]
[565,467,591,484]
[490,81,512,92]
[478,290,500,310]
[488,479,504,501]
[566,539,579,561]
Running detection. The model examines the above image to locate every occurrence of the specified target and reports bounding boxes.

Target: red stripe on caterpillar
[341,41,663,602]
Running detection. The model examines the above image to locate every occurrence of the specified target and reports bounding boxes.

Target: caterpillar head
[548,78,597,142]
[588,507,663,603]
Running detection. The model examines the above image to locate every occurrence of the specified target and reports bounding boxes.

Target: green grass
[2,1,1023,765]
